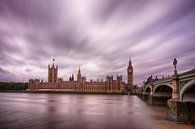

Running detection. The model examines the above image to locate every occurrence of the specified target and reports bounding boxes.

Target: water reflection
[0,93,194,129]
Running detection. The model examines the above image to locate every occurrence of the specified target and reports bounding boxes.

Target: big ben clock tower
[127,59,133,93]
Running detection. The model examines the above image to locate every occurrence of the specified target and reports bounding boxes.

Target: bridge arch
[180,79,195,102]
[145,87,151,94]
[153,83,172,93]
[153,84,173,97]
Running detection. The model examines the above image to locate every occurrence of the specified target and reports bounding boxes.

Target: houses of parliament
[28,59,133,94]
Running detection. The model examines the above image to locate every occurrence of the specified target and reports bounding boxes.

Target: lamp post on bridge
[172,58,179,99]
[173,58,177,75]
[167,58,194,124]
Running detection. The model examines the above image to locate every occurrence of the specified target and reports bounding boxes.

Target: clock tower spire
[127,58,133,93]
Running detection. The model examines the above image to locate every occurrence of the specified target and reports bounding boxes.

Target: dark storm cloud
[0,0,61,27]
[49,31,95,57]
[0,0,195,84]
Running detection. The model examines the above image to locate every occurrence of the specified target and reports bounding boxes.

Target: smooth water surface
[0,93,194,129]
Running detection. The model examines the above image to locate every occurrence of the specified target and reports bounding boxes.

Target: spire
[72,74,74,81]
[52,59,55,66]
[129,58,132,66]
[77,67,82,81]
[78,67,81,74]
[69,76,72,81]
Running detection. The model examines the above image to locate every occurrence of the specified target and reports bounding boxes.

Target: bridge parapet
[178,69,195,79]
[153,78,172,86]
[178,69,195,91]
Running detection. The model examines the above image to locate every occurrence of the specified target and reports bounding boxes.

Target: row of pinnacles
[28,59,126,93]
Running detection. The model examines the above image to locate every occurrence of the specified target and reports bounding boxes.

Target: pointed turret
[129,58,132,66]
[77,67,82,82]
[72,74,74,81]
[52,59,55,67]
[78,67,81,74]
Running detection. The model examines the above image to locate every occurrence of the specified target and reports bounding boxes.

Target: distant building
[28,59,132,94]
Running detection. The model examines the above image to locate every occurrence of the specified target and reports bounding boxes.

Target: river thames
[0,93,194,129]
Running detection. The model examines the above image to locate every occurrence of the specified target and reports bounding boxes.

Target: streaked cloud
[0,0,195,85]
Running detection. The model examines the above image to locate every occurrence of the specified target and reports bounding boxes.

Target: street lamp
[173,58,177,75]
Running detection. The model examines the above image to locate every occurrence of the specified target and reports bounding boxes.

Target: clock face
[128,69,132,72]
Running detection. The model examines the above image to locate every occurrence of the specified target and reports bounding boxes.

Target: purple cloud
[0,0,195,85]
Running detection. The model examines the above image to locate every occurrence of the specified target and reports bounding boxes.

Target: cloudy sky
[0,0,195,85]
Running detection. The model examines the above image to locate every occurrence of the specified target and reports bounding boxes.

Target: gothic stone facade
[28,61,128,94]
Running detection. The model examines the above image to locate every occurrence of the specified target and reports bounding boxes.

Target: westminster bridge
[136,59,195,124]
